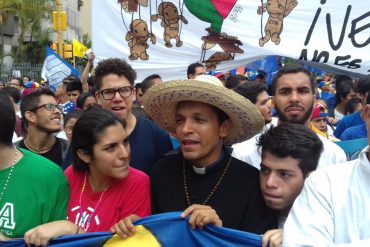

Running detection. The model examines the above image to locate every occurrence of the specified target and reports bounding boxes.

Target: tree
[0,0,17,60]
[15,0,54,62]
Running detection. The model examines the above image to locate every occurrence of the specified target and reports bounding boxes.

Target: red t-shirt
[65,166,151,232]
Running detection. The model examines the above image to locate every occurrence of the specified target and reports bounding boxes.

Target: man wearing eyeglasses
[93,58,173,175]
[15,88,69,167]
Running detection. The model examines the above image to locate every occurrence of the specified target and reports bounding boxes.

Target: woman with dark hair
[76,92,97,110]
[333,80,357,121]
[24,107,150,246]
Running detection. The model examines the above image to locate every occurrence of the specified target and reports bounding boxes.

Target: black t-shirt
[150,150,277,234]
[17,138,67,167]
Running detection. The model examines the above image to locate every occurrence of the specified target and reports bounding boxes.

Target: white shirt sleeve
[284,169,336,246]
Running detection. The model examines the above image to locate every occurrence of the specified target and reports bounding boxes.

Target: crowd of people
[0,55,370,246]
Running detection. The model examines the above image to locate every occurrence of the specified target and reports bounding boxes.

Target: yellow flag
[72,39,88,58]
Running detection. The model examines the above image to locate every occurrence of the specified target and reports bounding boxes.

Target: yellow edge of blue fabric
[103,225,161,247]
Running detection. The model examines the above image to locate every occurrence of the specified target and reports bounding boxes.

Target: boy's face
[67,90,80,103]
[260,150,305,211]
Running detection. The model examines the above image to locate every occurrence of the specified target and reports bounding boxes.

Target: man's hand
[181,204,222,230]
[262,229,283,247]
[88,51,95,62]
[110,214,141,238]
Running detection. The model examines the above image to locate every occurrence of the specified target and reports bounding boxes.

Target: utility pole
[56,0,63,57]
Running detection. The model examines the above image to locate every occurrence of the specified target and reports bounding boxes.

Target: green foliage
[82,33,91,48]
[1,0,54,63]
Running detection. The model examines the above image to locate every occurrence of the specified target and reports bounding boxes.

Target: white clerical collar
[192,166,206,174]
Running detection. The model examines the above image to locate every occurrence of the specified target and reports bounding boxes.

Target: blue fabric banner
[41,47,80,92]
[2,212,262,247]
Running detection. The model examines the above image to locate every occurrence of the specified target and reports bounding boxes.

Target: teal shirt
[0,148,69,238]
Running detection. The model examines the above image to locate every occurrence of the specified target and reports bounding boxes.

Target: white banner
[92,0,370,81]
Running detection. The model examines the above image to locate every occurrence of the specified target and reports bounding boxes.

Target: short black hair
[2,87,21,104]
[356,75,370,95]
[87,76,94,87]
[256,70,267,79]
[187,62,204,79]
[94,58,137,90]
[0,91,16,146]
[270,66,316,96]
[20,88,56,129]
[335,80,356,105]
[225,75,247,89]
[66,81,83,93]
[257,123,323,177]
[365,90,370,105]
[135,83,142,89]
[71,107,126,172]
[335,74,352,89]
[141,74,161,94]
[23,75,31,81]
[234,81,267,104]
[62,75,80,86]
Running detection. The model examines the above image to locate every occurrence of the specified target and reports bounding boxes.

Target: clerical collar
[192,149,225,175]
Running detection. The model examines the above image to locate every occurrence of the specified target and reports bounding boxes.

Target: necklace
[183,152,232,206]
[78,172,110,231]
[23,138,54,154]
[0,146,18,202]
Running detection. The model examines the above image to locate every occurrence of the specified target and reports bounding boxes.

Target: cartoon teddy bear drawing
[203,52,233,71]
[151,2,188,48]
[118,0,148,13]
[125,19,156,60]
[257,0,298,47]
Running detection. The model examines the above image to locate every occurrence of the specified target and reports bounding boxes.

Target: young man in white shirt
[256,123,323,247]
[284,95,370,246]
[232,66,346,170]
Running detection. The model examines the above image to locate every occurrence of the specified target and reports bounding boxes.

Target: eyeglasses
[100,86,134,100]
[29,103,63,112]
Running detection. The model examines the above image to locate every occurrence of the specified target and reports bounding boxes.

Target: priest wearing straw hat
[114,75,277,238]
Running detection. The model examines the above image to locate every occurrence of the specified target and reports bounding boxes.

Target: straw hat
[143,75,264,145]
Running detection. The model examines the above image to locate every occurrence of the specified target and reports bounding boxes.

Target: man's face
[260,150,305,211]
[189,66,206,79]
[175,101,230,167]
[29,95,62,133]
[67,90,80,103]
[255,91,272,124]
[95,74,134,120]
[273,72,314,125]
[9,79,22,91]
